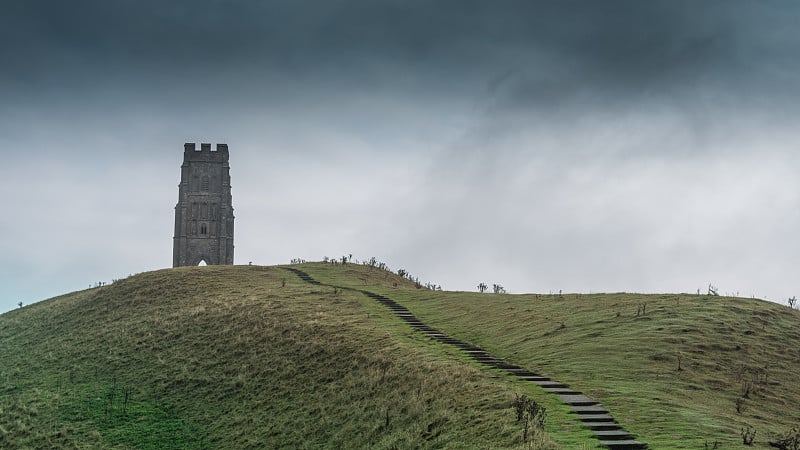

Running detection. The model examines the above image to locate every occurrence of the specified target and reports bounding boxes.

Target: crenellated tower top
[183,143,230,162]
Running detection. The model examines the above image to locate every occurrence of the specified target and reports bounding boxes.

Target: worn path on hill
[283,266,647,450]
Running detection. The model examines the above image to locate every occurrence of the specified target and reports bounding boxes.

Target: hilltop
[0,265,561,449]
[1,263,799,449]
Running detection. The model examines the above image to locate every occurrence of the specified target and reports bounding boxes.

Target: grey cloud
[7,1,795,98]
[3,1,800,313]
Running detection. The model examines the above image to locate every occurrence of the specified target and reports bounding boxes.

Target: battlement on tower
[183,143,229,161]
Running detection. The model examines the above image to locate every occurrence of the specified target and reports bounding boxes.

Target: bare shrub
[512,394,546,444]
[770,427,800,450]
[742,426,756,446]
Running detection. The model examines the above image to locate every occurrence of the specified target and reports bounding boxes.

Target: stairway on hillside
[284,267,647,450]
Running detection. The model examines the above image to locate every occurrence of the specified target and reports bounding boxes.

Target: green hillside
[299,263,800,448]
[0,265,576,449]
[2,263,799,449]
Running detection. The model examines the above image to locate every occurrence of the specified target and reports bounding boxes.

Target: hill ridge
[3,263,800,448]
[283,266,647,450]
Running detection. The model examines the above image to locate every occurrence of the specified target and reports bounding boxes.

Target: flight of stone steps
[283,267,647,449]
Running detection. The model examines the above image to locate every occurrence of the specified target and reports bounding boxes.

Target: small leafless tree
[512,394,546,444]
[477,283,488,293]
[742,426,756,446]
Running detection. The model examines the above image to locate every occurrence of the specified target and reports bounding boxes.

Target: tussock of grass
[0,265,564,449]
[301,263,800,449]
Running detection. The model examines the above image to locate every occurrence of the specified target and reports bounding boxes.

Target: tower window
[201,176,209,191]
[200,223,208,235]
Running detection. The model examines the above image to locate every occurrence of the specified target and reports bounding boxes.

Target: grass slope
[0,265,573,449]
[301,262,800,448]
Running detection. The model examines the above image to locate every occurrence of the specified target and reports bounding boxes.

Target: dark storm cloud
[5,0,799,103]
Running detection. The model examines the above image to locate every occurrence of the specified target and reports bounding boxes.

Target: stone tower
[173,143,234,267]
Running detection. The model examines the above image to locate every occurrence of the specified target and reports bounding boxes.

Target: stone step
[541,387,580,394]
[474,358,504,365]
[412,326,439,332]
[457,347,483,352]
[493,362,522,370]
[413,327,439,333]
[517,375,550,381]
[557,394,599,406]
[584,421,622,431]
[472,356,501,362]
[477,361,513,370]
[593,430,634,440]
[510,372,539,378]
[507,370,539,377]
[577,413,615,422]
[529,380,568,388]
[572,405,610,415]
[471,358,518,369]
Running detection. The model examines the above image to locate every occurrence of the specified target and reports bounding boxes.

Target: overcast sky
[2,1,800,313]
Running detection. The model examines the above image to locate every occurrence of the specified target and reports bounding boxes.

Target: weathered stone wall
[173,143,234,267]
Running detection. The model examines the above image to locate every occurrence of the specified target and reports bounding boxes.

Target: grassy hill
[1,263,799,449]
[299,262,800,448]
[0,265,576,449]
